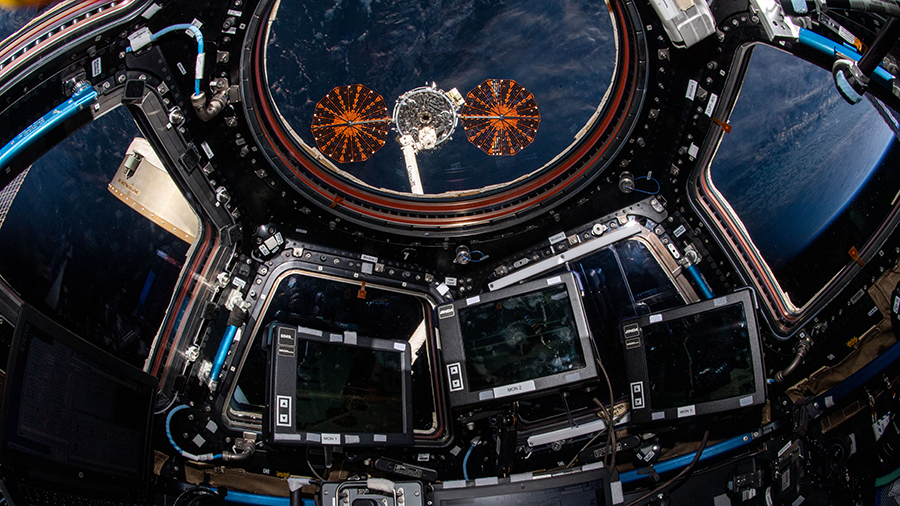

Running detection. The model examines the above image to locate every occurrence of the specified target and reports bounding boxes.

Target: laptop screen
[0,304,157,494]
[432,467,612,506]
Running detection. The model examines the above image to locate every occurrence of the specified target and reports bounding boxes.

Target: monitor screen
[295,339,404,434]
[267,323,413,446]
[621,288,765,423]
[432,467,612,506]
[0,304,157,492]
[459,282,587,391]
[438,272,597,407]
[643,303,755,410]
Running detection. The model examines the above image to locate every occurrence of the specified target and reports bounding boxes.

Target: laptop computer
[0,304,158,505]
[431,464,618,506]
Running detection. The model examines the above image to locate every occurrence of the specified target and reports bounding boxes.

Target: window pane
[710,44,900,307]
[0,7,38,42]
[231,272,437,432]
[0,107,196,368]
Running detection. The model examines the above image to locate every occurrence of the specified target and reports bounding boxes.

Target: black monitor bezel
[437,272,598,408]
[621,288,765,424]
[431,466,613,506]
[265,322,414,447]
[0,304,158,495]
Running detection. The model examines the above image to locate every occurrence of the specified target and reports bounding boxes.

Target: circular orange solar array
[459,79,541,156]
[311,84,391,163]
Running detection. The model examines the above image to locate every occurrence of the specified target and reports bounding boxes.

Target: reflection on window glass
[517,239,683,423]
[231,273,436,431]
[577,240,683,390]
[710,44,900,307]
[0,107,194,368]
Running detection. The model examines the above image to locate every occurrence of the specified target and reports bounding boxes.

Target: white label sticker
[466,296,481,306]
[345,435,360,444]
[321,434,341,445]
[688,143,699,158]
[343,331,357,345]
[740,395,754,406]
[436,283,450,296]
[685,79,698,100]
[91,57,102,78]
[893,295,899,314]
[777,440,792,457]
[374,434,387,443]
[361,254,378,262]
[201,141,214,159]
[192,434,206,448]
[714,296,727,306]
[445,277,458,287]
[493,380,536,398]
[227,9,242,16]
[128,27,152,51]
[547,276,562,285]
[141,3,162,18]
[705,93,718,116]
[649,314,663,323]
[677,405,696,418]
[548,231,566,244]
[673,224,686,237]
[232,277,246,289]
[869,306,879,317]
[838,24,855,44]
[393,342,406,351]
[176,62,187,75]
[652,412,666,420]
[329,333,342,342]
[306,433,321,442]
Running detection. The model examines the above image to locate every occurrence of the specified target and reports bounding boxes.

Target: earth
[710,44,898,306]
[265,0,619,195]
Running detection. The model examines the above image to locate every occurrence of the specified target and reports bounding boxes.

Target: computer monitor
[0,304,158,497]
[266,323,414,446]
[432,465,614,506]
[437,272,597,407]
[621,288,765,424]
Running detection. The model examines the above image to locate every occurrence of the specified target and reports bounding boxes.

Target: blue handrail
[0,83,97,174]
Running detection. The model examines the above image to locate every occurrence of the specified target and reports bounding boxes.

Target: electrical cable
[126,24,204,96]
[460,250,489,262]
[624,429,711,506]
[463,438,478,481]
[596,357,618,471]
[632,175,660,195]
[306,447,325,481]
[876,464,900,487]
[166,405,222,462]
[155,392,178,415]
[566,425,606,469]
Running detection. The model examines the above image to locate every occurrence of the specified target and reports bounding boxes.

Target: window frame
[690,42,900,337]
